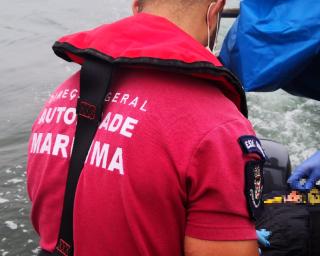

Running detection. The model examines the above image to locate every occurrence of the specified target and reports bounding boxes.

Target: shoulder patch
[245,160,264,220]
[238,135,267,160]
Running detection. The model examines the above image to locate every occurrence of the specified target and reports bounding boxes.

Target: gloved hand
[256,229,271,248]
[287,151,320,191]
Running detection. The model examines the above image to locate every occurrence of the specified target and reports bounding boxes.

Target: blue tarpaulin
[219,0,320,100]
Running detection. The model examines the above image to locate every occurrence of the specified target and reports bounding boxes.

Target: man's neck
[140,7,207,46]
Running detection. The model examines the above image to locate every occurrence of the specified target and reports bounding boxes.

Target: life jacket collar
[53,13,248,116]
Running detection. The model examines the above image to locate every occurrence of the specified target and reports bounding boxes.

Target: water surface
[0,0,319,255]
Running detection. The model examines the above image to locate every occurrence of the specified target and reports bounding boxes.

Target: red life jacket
[53,13,247,117]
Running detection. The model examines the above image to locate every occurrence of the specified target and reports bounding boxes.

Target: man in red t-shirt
[27,0,264,255]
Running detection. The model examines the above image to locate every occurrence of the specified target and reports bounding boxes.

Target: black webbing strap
[40,59,112,256]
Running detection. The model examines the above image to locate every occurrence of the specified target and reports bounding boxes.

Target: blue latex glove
[256,229,271,248]
[288,151,320,191]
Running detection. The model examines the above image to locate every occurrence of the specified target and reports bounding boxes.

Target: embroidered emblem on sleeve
[245,160,264,220]
[238,135,267,160]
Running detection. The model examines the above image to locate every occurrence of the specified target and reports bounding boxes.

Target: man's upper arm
[184,236,259,256]
[185,118,265,248]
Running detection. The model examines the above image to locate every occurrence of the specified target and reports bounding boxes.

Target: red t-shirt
[27,67,258,255]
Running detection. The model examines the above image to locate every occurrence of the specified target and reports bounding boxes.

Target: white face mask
[206,2,221,54]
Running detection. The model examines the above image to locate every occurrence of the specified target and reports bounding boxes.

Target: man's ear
[208,0,225,31]
[132,0,140,15]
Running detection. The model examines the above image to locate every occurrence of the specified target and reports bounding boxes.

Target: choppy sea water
[0,0,319,255]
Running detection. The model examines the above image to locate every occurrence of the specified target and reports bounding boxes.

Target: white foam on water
[247,91,320,168]
[0,198,9,204]
[2,251,9,256]
[32,248,40,254]
[5,221,18,230]
[6,178,23,184]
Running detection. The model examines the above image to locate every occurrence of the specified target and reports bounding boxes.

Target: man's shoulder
[117,67,247,131]
[132,69,250,146]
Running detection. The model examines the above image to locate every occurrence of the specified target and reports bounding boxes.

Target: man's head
[132,0,226,51]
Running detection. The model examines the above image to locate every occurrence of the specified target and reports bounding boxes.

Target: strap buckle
[56,239,71,256]
[76,99,97,120]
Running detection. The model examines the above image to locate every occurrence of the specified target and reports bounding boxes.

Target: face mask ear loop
[212,11,221,55]
[206,2,215,51]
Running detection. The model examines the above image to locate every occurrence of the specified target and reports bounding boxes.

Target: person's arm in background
[184,236,259,256]
[288,151,320,191]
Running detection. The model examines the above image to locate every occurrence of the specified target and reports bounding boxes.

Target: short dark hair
[139,0,210,6]
[137,0,210,12]
[137,0,145,12]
